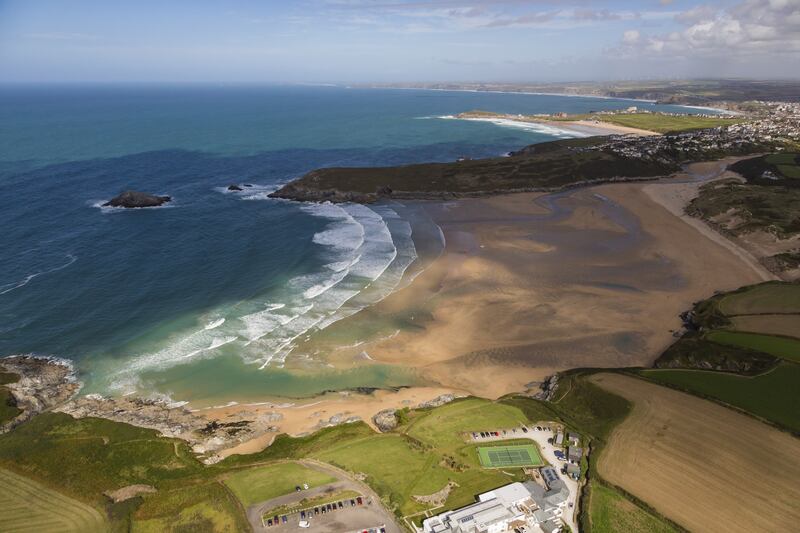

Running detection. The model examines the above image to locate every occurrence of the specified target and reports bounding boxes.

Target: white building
[422,477,568,533]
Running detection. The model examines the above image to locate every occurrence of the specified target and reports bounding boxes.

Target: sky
[1,0,798,83]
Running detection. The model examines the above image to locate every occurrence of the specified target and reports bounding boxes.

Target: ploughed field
[592,373,800,533]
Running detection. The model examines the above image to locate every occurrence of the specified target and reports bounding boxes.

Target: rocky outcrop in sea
[103,190,171,208]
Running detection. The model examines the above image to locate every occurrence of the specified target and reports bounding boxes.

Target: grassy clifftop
[269,137,678,203]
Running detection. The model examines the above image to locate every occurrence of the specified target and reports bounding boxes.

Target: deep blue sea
[0,85,705,403]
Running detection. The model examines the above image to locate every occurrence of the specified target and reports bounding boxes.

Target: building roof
[568,447,583,460]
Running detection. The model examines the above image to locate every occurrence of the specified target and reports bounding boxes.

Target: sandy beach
[295,160,768,403]
[542,119,660,137]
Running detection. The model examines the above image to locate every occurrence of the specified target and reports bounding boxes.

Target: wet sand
[301,162,767,400]
[189,160,771,454]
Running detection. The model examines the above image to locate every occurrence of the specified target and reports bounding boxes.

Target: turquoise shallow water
[0,85,707,401]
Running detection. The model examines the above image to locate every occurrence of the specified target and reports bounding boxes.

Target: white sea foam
[204,317,226,330]
[104,201,426,386]
[0,253,77,296]
[438,115,590,138]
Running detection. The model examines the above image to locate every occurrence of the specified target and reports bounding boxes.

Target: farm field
[729,314,800,339]
[223,461,336,507]
[587,481,677,533]
[705,330,800,362]
[0,467,107,533]
[640,362,800,431]
[598,113,741,133]
[592,373,800,533]
[716,282,800,315]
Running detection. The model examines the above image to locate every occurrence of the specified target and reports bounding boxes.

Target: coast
[2,159,773,461]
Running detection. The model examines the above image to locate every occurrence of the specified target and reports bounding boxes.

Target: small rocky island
[103,190,171,208]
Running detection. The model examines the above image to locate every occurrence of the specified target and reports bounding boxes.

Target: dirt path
[591,373,800,533]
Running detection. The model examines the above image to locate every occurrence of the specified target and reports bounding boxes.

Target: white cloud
[623,29,640,43]
[618,0,800,58]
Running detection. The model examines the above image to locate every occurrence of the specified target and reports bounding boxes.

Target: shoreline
[2,157,777,461]
[359,85,735,114]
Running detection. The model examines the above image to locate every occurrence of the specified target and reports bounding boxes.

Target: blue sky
[1,0,798,83]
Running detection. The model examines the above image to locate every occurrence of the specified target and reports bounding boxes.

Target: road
[470,424,581,533]
[247,459,402,533]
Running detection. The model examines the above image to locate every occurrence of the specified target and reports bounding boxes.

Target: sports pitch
[478,444,543,468]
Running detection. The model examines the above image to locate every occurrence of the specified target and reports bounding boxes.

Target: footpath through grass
[223,462,336,507]
[640,362,800,432]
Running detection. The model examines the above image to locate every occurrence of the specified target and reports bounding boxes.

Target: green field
[717,282,800,315]
[223,462,336,507]
[588,481,678,533]
[477,444,542,468]
[0,467,107,533]
[404,397,528,452]
[640,362,800,432]
[706,331,800,363]
[599,113,741,133]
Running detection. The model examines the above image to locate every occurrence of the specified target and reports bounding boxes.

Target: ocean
[0,85,705,404]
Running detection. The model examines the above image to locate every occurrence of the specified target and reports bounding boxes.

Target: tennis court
[477,444,543,468]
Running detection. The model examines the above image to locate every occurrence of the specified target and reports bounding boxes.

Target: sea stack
[103,190,171,208]
[227,184,244,191]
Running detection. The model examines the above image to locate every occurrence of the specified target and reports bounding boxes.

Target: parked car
[303,483,309,490]
[282,516,287,524]
[337,501,344,509]
[521,426,528,433]
[321,506,326,514]
[267,519,273,527]
[357,496,363,505]
[327,503,333,511]
[273,515,279,525]
[300,511,306,519]
[314,507,320,515]
[350,499,356,506]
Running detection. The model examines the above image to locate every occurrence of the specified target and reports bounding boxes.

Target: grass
[132,482,248,533]
[639,362,800,432]
[477,444,543,468]
[705,330,800,363]
[548,372,632,441]
[0,467,108,533]
[716,282,800,315]
[223,462,336,507]
[598,113,741,133]
[404,397,528,453]
[588,481,679,533]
